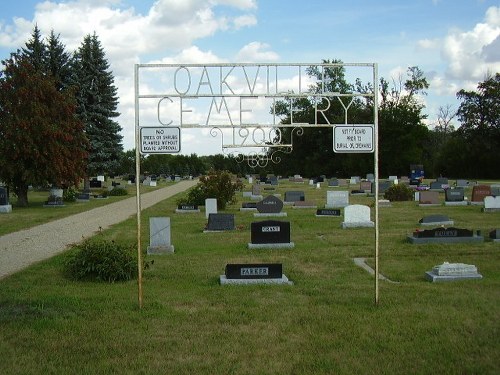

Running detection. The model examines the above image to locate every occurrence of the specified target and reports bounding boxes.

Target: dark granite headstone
[128,175,136,183]
[445,188,465,202]
[413,227,473,238]
[269,176,279,185]
[76,192,90,201]
[178,204,198,210]
[410,178,421,186]
[371,181,391,195]
[251,220,290,244]
[225,263,283,279]
[316,208,341,217]
[284,191,305,203]
[419,214,453,225]
[207,213,235,231]
[328,178,339,187]
[430,181,442,190]
[0,186,8,205]
[242,202,257,209]
[491,185,500,196]
[256,195,283,213]
[490,229,500,240]
[90,179,102,188]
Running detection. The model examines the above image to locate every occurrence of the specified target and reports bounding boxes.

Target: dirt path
[0,180,197,280]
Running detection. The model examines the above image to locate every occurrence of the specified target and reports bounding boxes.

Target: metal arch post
[134,64,143,309]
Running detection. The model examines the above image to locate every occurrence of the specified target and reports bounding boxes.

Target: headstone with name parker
[220,263,293,285]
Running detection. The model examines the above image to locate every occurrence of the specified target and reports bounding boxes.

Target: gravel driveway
[0,180,197,280]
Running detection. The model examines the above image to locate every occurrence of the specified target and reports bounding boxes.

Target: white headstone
[97,175,105,182]
[205,198,218,219]
[309,179,314,186]
[316,182,321,189]
[484,196,500,211]
[147,217,174,254]
[248,177,253,184]
[326,191,349,208]
[341,204,374,228]
[389,175,397,182]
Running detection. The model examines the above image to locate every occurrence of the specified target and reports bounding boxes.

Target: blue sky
[1,0,499,154]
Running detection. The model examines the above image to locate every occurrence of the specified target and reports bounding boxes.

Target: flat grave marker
[425,262,483,282]
[407,227,483,244]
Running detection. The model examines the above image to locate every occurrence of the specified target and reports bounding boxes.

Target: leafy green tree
[0,55,88,206]
[72,33,123,179]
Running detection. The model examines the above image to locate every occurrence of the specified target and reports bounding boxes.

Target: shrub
[384,184,413,201]
[108,187,128,196]
[63,187,78,202]
[64,238,137,282]
[181,169,243,209]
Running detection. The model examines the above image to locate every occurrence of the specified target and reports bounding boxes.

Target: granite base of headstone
[204,213,235,232]
[341,205,374,229]
[175,204,200,213]
[292,201,317,209]
[248,220,294,249]
[425,262,482,282]
[483,196,500,212]
[407,227,483,244]
[316,208,341,217]
[220,263,293,285]
[147,217,174,254]
[240,202,258,212]
[489,229,500,243]
[419,214,454,226]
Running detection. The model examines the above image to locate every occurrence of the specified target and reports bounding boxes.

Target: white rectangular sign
[140,127,181,154]
[333,125,374,153]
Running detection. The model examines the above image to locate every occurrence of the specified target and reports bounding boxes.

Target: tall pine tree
[73,33,123,178]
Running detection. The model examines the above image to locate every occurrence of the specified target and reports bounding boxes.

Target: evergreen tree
[73,33,123,178]
[21,25,47,72]
[46,30,73,91]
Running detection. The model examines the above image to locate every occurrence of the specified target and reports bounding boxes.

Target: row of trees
[0,27,122,205]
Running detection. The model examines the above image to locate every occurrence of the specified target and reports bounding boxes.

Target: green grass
[0,180,499,374]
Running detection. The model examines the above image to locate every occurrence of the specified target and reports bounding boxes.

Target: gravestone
[255,195,286,216]
[338,179,348,187]
[252,184,261,196]
[76,192,91,202]
[360,181,372,192]
[269,176,279,185]
[370,181,391,195]
[248,176,253,184]
[471,185,491,205]
[205,198,217,219]
[90,179,102,188]
[445,188,467,206]
[366,173,375,182]
[349,176,360,184]
[293,200,317,209]
[388,175,397,182]
[328,178,339,187]
[491,185,500,196]
[407,227,483,244]
[284,191,305,204]
[0,186,12,213]
[419,214,454,226]
[316,208,341,217]
[220,263,292,285]
[430,181,443,190]
[147,217,174,254]
[326,190,349,208]
[242,191,252,198]
[44,194,65,207]
[436,177,448,185]
[341,204,374,228]
[248,220,294,249]
[399,176,410,185]
[490,229,500,242]
[419,191,440,206]
[425,262,482,282]
[240,202,257,211]
[410,178,421,186]
[206,213,235,231]
[456,179,468,188]
[483,196,500,212]
[176,204,200,213]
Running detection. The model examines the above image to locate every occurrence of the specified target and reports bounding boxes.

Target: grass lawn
[0,179,499,374]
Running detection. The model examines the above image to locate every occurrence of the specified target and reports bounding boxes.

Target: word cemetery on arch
[135,62,378,166]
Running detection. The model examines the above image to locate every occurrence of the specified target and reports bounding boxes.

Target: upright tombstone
[220,263,293,285]
[248,220,294,249]
[76,192,91,202]
[483,196,500,212]
[205,198,217,219]
[360,181,372,193]
[366,173,375,182]
[418,191,440,206]
[326,190,349,208]
[147,217,174,254]
[251,184,263,200]
[0,186,12,213]
[255,195,286,217]
[328,178,339,187]
[425,262,483,282]
[456,179,468,188]
[284,191,305,204]
[419,214,454,226]
[445,188,467,206]
[176,203,200,213]
[490,185,500,196]
[44,188,65,207]
[370,181,391,195]
[206,213,235,232]
[490,229,500,242]
[471,185,492,205]
[341,205,374,229]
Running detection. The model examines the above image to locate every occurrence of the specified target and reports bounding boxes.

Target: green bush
[180,169,243,209]
[65,238,137,282]
[63,187,78,202]
[383,184,413,201]
[108,187,128,196]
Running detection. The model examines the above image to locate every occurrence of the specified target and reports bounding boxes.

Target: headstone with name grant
[316,208,341,217]
[147,217,174,254]
[483,196,500,212]
[326,190,349,208]
[445,188,467,206]
[248,220,294,249]
[175,204,200,213]
[471,185,492,205]
[284,191,305,204]
[205,213,235,232]
[255,195,286,217]
[418,191,440,206]
[205,198,217,219]
[407,227,483,244]
[341,204,374,229]
[220,263,293,285]
[419,214,454,226]
[425,262,482,282]
[0,186,12,213]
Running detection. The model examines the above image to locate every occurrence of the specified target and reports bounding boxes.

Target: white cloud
[235,41,279,62]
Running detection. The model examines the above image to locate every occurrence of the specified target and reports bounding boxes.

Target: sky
[1,0,499,156]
